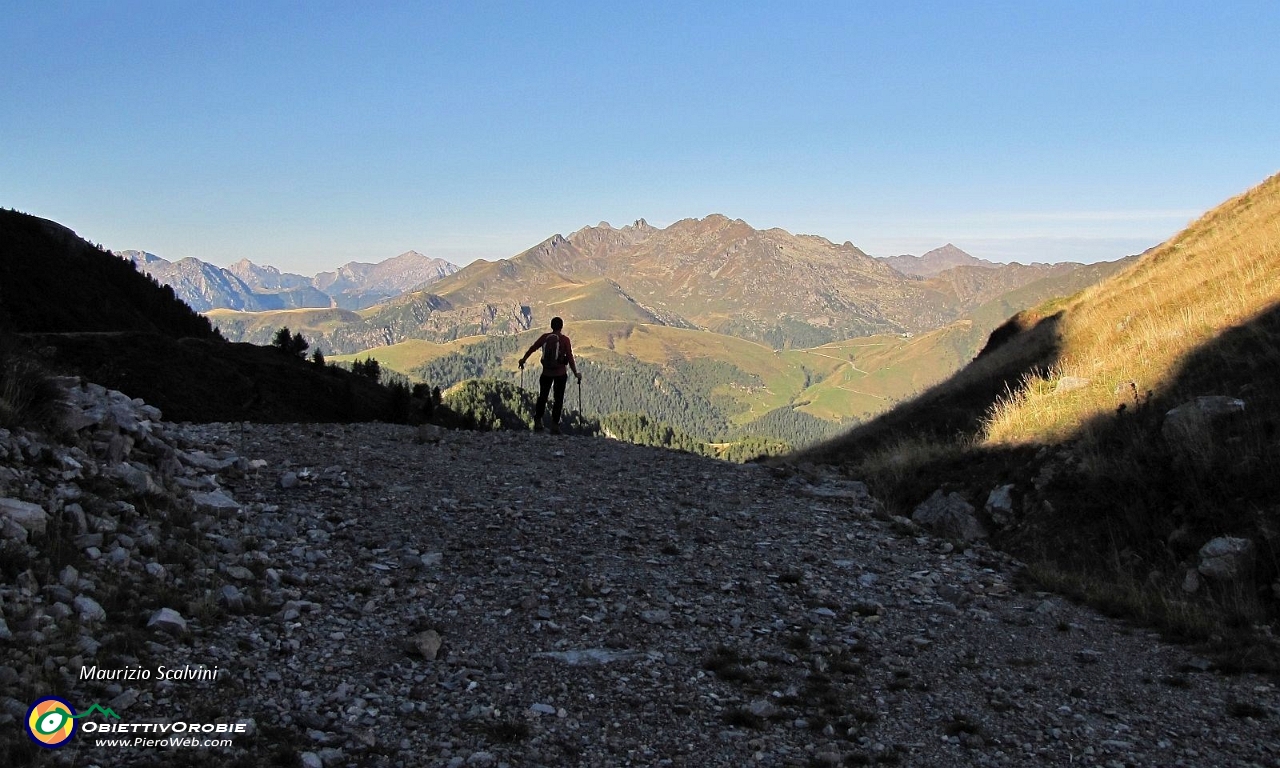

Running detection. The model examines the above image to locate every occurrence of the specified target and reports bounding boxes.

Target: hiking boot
[550,426,561,435]
[533,423,543,432]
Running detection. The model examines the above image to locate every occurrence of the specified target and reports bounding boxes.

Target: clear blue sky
[3,1,1277,273]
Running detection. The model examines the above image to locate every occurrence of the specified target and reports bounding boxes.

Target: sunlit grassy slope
[800,169,1280,466]
[779,258,1133,423]
[206,307,362,340]
[982,173,1280,444]
[538,279,664,324]
[328,338,464,371]
[787,326,978,421]
[566,321,807,424]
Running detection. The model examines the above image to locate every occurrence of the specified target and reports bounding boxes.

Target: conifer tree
[272,326,292,351]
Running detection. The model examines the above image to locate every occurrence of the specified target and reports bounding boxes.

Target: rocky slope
[118,250,291,312]
[368,217,930,348]
[2,385,1277,766]
[312,250,460,310]
[225,259,315,293]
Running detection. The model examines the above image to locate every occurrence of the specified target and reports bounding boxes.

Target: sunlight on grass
[980,177,1280,447]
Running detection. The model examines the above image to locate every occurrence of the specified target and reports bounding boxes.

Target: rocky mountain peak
[922,243,982,264]
[118,249,171,268]
[381,211,1090,350]
[883,243,993,278]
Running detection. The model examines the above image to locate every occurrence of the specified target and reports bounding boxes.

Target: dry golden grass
[983,172,1280,445]
[855,432,975,487]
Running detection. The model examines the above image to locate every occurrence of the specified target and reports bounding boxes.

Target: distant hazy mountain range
[116,249,458,312]
[196,216,1101,354]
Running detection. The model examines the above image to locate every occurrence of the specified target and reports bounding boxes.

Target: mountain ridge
[119,249,459,313]
[121,214,1099,355]
[338,215,1088,352]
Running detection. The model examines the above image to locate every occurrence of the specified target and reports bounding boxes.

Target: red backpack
[540,332,566,366]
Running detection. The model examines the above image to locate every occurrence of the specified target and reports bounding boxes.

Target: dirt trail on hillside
[49,424,1280,766]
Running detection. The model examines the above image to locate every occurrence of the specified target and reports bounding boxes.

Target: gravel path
[6,416,1279,767]
[187,423,1280,767]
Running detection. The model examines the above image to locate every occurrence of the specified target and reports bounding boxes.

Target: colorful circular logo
[26,697,77,748]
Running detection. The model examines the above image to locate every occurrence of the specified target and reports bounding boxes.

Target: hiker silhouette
[519,317,581,434]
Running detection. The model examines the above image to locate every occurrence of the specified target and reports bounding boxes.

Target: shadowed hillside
[0,209,409,423]
[0,210,218,338]
[18,332,401,423]
[790,171,1280,663]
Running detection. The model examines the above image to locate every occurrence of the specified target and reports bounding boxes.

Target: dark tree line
[349,357,382,382]
[270,327,334,370]
[599,412,706,455]
[735,406,848,446]
[439,379,534,431]
[411,339,738,437]
[410,334,529,387]
[597,413,793,461]
[576,357,730,437]
[417,376,796,461]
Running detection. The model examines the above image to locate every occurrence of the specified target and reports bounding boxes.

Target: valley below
[198,228,1130,453]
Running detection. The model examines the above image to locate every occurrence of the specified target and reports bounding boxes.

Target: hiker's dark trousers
[536,374,568,425]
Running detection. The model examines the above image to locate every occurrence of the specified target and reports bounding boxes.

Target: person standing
[518,317,581,434]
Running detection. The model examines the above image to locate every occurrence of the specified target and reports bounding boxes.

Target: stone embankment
[1,381,1277,766]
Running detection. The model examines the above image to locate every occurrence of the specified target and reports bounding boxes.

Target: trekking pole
[519,363,528,422]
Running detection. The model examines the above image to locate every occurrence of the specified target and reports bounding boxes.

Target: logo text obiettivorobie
[24,694,248,750]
